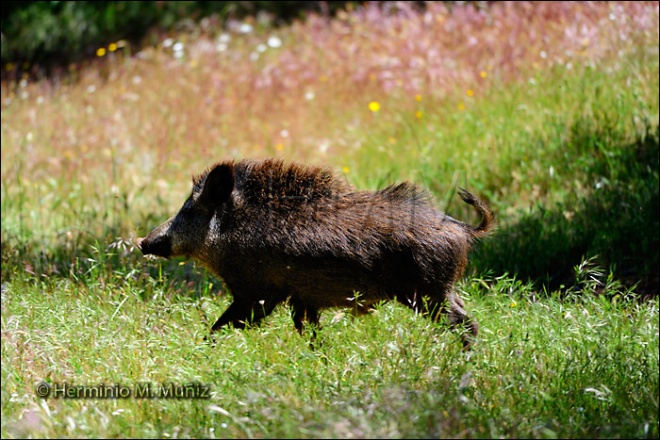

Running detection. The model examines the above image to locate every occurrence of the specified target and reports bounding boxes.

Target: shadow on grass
[472,123,659,297]
[0,216,220,303]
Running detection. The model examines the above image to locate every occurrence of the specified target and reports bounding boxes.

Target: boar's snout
[136,233,172,258]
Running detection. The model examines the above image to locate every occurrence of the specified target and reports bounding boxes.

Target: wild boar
[137,158,494,349]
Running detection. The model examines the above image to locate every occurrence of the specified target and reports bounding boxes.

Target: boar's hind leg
[396,289,478,350]
[210,292,287,332]
[290,295,319,341]
[445,293,479,350]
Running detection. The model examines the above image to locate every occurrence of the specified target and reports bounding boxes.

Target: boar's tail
[458,188,495,238]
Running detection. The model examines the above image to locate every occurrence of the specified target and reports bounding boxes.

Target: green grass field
[2,2,658,438]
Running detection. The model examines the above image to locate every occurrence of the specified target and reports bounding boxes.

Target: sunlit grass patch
[1,258,657,438]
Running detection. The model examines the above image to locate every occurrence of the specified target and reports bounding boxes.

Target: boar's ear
[200,163,235,207]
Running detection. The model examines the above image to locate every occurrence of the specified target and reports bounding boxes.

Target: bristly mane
[377,182,431,203]
[193,159,352,203]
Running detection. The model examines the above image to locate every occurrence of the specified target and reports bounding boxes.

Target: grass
[1,1,659,438]
[2,260,657,438]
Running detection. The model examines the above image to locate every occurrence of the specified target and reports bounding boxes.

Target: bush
[0,1,354,73]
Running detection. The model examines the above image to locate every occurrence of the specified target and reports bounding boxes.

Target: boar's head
[137,163,235,259]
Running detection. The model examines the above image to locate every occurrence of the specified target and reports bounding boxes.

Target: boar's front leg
[289,295,320,338]
[290,295,323,348]
[210,290,288,333]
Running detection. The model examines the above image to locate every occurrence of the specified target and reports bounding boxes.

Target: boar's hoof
[203,333,218,346]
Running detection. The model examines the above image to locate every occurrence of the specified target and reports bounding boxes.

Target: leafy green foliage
[1,1,355,67]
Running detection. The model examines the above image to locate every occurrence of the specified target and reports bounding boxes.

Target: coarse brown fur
[138,158,494,349]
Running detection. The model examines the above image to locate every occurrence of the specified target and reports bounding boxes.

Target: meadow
[1,2,658,438]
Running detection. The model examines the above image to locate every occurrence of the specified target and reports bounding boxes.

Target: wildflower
[466,89,474,97]
[510,301,517,308]
[276,143,284,151]
[415,111,423,119]
[239,23,253,34]
[342,166,350,174]
[480,71,487,78]
[173,42,185,58]
[267,36,282,48]
[108,43,118,52]
[415,94,422,102]
[319,75,329,82]
[388,137,396,144]
[368,101,380,112]
[458,102,465,111]
[96,47,106,57]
